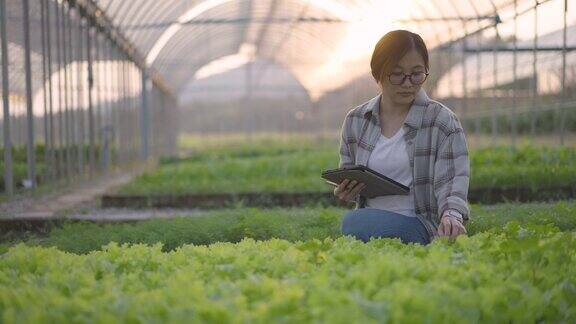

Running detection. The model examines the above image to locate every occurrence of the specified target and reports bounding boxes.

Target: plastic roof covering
[94,0,522,99]
[1,0,572,101]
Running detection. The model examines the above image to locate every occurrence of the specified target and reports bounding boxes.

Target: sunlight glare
[194,43,257,80]
[303,0,417,99]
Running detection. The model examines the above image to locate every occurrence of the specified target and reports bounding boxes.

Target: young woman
[334,30,470,245]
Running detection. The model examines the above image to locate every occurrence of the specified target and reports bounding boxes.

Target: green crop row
[117,145,576,196]
[0,220,574,323]
[0,144,121,165]
[4,201,572,255]
[462,108,576,134]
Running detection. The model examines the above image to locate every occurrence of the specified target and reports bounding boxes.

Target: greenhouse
[0,0,575,322]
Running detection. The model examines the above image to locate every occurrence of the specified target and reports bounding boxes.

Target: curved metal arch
[112,1,171,45]
[257,2,318,54]
[151,0,345,74]
[135,11,203,53]
[153,14,247,71]
[100,0,116,14]
[173,26,345,94]
[157,0,252,44]
[447,0,472,44]
[446,0,490,40]
[259,25,343,63]
[432,0,505,96]
[250,0,328,83]
[148,0,254,66]
[255,20,347,60]
[121,2,169,33]
[413,0,443,49]
[145,0,246,65]
[426,0,460,99]
[89,0,524,98]
[412,0,451,45]
[96,0,192,56]
[428,1,457,46]
[176,54,318,96]
[159,0,477,95]
[412,1,452,96]
[155,28,243,72]
[115,0,168,27]
[389,2,440,50]
[105,0,134,24]
[486,0,501,39]
[156,10,343,72]
[243,28,336,89]
[171,19,342,69]
[155,26,244,72]
[123,1,192,48]
[170,53,241,90]
[467,0,483,28]
[170,2,346,60]
[126,1,220,48]
[144,0,360,66]
[250,57,320,99]
[487,0,499,14]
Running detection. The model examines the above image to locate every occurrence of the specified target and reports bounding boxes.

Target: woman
[334,30,470,245]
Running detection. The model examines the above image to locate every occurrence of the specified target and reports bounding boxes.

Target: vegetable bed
[4,201,574,254]
[1,222,574,323]
[116,145,576,197]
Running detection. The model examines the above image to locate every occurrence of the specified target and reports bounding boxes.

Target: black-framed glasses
[388,71,429,85]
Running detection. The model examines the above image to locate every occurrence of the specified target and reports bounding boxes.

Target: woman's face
[378,49,427,106]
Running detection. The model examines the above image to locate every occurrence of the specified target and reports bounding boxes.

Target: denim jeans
[341,208,431,245]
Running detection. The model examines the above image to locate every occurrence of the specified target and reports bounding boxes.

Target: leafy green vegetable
[0,222,574,323]
[116,144,576,196]
[6,201,574,254]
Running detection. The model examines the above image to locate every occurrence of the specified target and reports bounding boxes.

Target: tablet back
[321,166,409,198]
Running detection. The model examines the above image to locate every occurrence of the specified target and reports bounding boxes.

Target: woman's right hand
[333,179,366,203]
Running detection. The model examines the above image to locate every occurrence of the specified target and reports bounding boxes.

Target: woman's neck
[379,92,412,118]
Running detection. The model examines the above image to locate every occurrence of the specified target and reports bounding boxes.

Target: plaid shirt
[338,88,470,240]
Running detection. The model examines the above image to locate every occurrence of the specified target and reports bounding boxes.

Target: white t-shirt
[365,126,417,217]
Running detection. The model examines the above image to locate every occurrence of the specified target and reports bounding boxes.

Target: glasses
[387,71,429,85]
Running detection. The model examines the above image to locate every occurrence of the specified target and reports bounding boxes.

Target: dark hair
[370,30,429,83]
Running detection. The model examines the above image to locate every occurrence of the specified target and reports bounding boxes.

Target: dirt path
[0,160,156,220]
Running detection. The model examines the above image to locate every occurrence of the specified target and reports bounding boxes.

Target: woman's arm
[338,115,355,168]
[337,114,366,208]
[433,125,471,224]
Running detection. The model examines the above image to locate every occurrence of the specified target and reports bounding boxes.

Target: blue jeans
[341,208,431,245]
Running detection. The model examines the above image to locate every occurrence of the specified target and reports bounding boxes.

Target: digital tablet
[321,165,410,198]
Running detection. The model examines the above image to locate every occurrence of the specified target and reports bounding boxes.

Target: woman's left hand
[438,215,467,240]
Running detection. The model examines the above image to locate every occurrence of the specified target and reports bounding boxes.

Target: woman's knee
[341,209,430,245]
[396,230,429,246]
[341,209,369,233]
[341,208,380,239]
[341,210,358,235]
